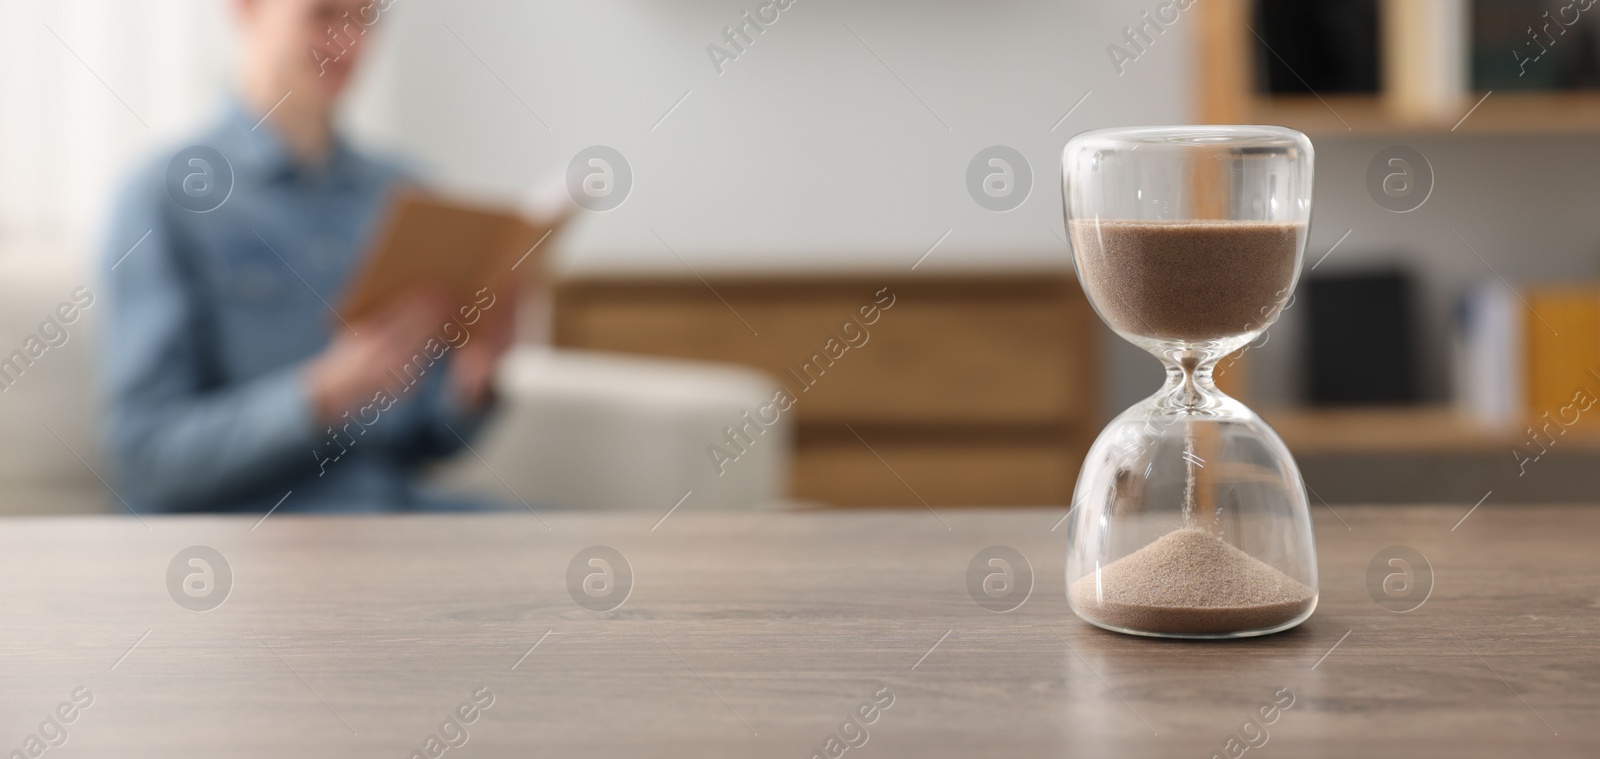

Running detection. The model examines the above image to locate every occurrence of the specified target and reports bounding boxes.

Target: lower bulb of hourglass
[1065,379,1318,638]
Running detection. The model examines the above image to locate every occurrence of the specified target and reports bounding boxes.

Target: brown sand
[1070,528,1314,636]
[1069,220,1303,342]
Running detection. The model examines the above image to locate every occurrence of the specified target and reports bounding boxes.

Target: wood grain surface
[1,503,1595,758]
[553,274,1100,506]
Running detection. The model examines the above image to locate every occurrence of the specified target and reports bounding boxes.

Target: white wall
[358,0,1194,275]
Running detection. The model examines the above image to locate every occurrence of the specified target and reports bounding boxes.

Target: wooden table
[2,504,1596,757]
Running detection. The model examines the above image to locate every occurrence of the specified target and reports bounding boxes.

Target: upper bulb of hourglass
[1069,218,1303,361]
[1063,126,1312,362]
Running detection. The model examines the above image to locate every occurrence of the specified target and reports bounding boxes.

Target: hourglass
[1061,126,1317,638]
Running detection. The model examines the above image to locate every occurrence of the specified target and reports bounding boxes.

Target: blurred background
[2,0,1598,514]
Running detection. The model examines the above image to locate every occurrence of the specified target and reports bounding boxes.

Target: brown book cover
[339,190,548,322]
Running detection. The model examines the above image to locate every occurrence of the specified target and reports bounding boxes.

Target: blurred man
[99,0,515,513]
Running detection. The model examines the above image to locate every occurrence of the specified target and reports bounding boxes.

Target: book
[339,190,557,322]
[1523,285,1600,430]
[1304,270,1420,405]
[1453,282,1523,428]
[1454,282,1600,433]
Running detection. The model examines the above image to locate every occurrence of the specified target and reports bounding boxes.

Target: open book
[339,189,569,322]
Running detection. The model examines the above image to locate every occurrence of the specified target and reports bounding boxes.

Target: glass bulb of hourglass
[1062,126,1317,639]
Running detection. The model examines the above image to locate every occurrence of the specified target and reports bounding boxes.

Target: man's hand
[305,293,448,426]
[450,283,519,411]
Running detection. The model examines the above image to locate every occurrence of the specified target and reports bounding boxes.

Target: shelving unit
[1197,0,1600,134]
[1197,2,1600,465]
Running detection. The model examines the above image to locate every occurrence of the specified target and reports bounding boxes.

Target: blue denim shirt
[98,101,491,514]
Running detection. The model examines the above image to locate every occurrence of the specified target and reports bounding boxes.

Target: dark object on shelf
[1254,0,1381,94]
[1303,269,1421,405]
[1472,0,1600,91]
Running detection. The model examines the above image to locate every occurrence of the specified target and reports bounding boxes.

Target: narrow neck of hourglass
[1158,353,1224,411]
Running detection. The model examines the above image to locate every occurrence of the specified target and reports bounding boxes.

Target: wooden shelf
[1261,405,1600,455]
[1228,91,1600,135]
[1440,91,1600,133]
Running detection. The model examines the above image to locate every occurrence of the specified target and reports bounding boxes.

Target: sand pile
[1070,528,1314,636]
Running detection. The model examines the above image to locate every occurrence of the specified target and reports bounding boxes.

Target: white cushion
[432,346,791,513]
[0,254,105,513]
